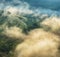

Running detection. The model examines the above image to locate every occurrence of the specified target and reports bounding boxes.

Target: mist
[0,0,60,57]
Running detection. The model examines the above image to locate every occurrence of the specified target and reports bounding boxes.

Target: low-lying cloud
[0,0,60,57]
[3,26,26,39]
[15,29,60,57]
[41,16,60,34]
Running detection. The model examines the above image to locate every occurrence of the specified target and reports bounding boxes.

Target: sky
[0,0,60,10]
[0,1,60,57]
[21,0,60,11]
[0,0,60,16]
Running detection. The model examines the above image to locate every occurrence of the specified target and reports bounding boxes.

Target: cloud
[15,29,60,57]
[41,16,60,34]
[2,2,34,16]
[0,0,60,57]
[3,6,19,16]
[3,26,26,39]
[0,0,60,16]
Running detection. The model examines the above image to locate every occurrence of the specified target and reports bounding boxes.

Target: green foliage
[0,10,46,57]
[0,34,24,57]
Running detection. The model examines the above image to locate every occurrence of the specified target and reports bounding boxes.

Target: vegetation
[0,10,60,57]
[0,10,44,57]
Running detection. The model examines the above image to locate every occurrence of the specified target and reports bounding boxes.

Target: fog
[0,0,60,57]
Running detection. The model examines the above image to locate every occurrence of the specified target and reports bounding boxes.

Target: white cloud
[0,0,59,17]
[3,3,34,16]
[3,6,19,16]
[15,29,59,57]
[3,26,26,39]
[41,16,60,34]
